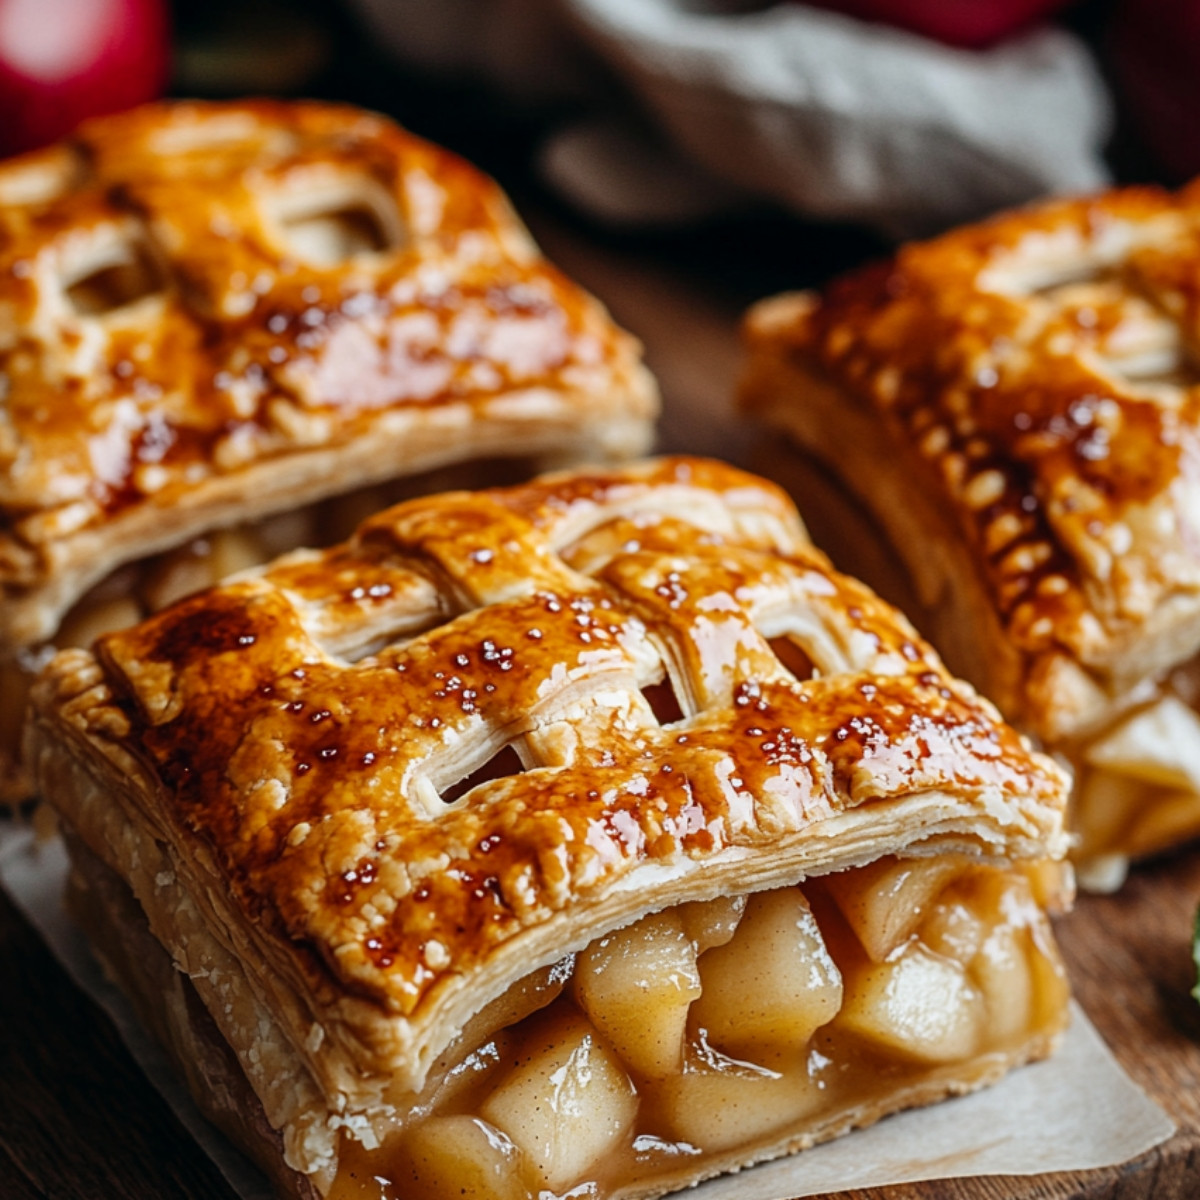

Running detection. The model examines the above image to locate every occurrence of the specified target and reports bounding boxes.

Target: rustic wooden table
[1,203,1197,1198]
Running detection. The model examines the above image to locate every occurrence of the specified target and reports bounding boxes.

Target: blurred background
[0,0,1191,309]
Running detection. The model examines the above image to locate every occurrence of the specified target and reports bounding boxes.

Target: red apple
[803,0,1075,49]
[0,0,170,156]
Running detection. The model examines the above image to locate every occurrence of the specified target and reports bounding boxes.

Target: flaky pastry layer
[30,457,1070,1186]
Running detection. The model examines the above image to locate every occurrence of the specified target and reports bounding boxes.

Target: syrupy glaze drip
[327,858,1069,1200]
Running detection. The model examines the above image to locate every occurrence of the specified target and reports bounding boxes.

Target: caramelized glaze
[0,99,655,648]
[44,458,1067,1025]
[745,185,1200,665]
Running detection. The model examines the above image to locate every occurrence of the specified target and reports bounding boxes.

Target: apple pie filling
[1070,658,1200,890]
[329,855,1068,1200]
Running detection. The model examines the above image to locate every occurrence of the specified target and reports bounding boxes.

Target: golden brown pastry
[740,182,1200,889]
[29,457,1071,1200]
[0,98,657,799]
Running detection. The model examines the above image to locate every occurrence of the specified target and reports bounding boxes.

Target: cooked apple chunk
[1084,695,1200,792]
[834,942,984,1064]
[656,1048,825,1152]
[958,870,1051,1046]
[1127,788,1200,857]
[479,1011,638,1192]
[573,910,701,1080]
[56,595,144,650]
[1070,694,1200,878]
[825,855,970,962]
[690,888,842,1061]
[679,894,747,953]
[917,889,987,966]
[398,1116,530,1200]
[970,922,1035,1047]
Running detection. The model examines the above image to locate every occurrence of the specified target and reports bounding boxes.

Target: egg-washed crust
[0,99,657,649]
[742,184,1200,740]
[29,457,1069,1106]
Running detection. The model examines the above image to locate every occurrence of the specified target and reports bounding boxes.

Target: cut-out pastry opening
[440,744,526,805]
[147,111,287,158]
[1096,334,1200,392]
[1002,268,1200,394]
[268,181,403,266]
[979,256,1112,299]
[63,239,166,316]
[281,203,393,263]
[640,678,685,726]
[768,635,817,683]
[317,854,1068,1200]
[0,146,81,207]
[1028,265,1113,298]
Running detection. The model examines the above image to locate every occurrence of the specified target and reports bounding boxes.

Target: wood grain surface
[0,157,1196,1200]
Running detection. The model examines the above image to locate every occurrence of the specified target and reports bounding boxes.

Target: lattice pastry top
[0,99,656,649]
[743,184,1200,738]
[31,457,1068,1105]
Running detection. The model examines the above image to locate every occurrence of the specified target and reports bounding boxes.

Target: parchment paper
[0,825,1174,1200]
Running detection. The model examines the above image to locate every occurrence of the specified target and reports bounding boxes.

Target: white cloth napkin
[350,0,1112,236]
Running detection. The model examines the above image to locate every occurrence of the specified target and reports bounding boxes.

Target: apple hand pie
[29,457,1071,1200]
[0,98,657,800]
[741,183,1200,890]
